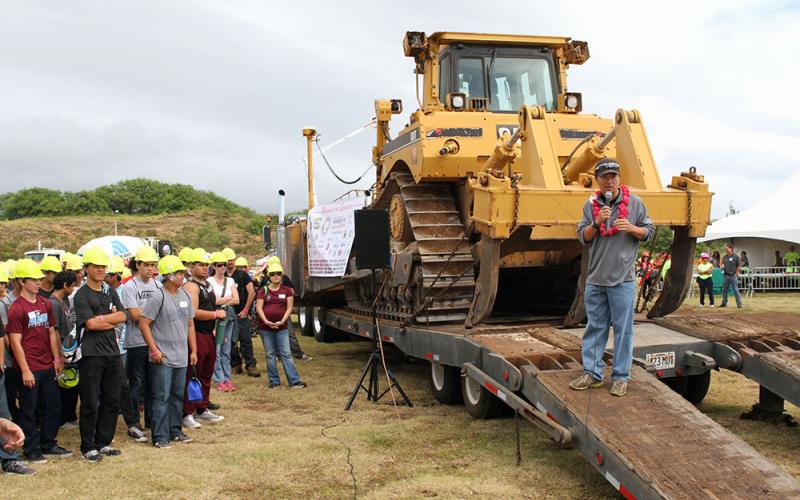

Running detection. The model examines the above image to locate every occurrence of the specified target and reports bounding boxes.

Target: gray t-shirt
[141,288,194,368]
[721,253,740,276]
[577,192,654,286]
[121,276,162,349]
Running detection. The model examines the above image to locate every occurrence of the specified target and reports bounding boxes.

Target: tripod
[344,269,413,410]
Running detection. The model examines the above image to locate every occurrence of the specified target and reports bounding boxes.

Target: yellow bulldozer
[283,30,712,328]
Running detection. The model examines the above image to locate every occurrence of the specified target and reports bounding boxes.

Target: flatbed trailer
[318,307,800,499]
[656,312,800,423]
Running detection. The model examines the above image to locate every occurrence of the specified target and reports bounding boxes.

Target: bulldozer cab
[438,45,558,112]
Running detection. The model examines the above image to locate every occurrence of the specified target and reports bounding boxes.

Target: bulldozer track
[348,172,477,324]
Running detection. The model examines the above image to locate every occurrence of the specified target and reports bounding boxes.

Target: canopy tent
[77,235,146,261]
[700,170,800,267]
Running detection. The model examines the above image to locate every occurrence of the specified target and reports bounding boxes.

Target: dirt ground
[2,297,799,499]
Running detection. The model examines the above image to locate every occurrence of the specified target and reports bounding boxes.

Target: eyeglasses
[214,263,225,268]
[268,272,282,277]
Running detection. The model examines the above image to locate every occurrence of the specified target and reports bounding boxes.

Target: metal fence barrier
[687,266,800,299]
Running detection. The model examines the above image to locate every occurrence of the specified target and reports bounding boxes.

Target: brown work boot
[609,380,628,397]
[246,365,261,378]
[569,373,603,391]
[232,365,243,375]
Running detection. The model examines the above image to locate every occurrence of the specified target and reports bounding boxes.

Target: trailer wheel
[663,375,688,397]
[684,371,711,404]
[430,363,462,405]
[298,307,314,337]
[312,307,336,343]
[157,239,174,258]
[461,374,503,419]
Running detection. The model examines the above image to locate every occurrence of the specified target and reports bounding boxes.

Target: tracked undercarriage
[345,172,477,323]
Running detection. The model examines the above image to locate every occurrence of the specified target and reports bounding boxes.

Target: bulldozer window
[457,57,485,100]
[488,57,554,111]
[439,54,451,105]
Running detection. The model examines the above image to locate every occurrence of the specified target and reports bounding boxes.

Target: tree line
[0,179,259,220]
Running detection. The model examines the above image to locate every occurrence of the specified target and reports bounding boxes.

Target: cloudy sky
[1,0,798,218]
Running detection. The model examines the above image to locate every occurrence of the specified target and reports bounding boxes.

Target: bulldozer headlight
[566,95,579,109]
[448,92,466,110]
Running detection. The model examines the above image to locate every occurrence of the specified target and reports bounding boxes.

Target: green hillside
[0,209,269,262]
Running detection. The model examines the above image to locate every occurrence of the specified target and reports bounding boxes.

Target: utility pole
[303,127,317,209]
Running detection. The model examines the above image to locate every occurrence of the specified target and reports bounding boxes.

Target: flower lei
[591,185,630,237]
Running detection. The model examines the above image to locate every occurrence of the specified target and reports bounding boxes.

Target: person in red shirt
[255,263,306,389]
[6,259,72,464]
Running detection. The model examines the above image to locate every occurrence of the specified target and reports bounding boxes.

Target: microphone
[604,191,613,231]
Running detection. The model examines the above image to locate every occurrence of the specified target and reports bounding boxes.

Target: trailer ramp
[528,365,800,499]
[657,313,800,419]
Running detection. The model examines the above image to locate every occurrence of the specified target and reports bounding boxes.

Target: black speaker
[354,209,390,269]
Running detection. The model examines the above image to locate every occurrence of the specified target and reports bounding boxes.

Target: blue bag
[187,366,203,402]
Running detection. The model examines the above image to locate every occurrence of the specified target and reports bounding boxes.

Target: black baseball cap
[594,158,620,176]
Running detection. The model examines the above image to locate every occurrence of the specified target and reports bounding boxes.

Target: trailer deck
[322,307,800,498]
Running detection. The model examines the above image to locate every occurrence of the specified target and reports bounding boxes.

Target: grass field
[3,295,799,499]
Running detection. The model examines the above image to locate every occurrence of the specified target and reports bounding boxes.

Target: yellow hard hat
[64,254,83,271]
[108,256,126,275]
[267,262,284,275]
[178,247,195,262]
[222,247,236,260]
[134,246,159,263]
[266,255,280,265]
[210,251,227,264]
[122,266,132,280]
[82,247,110,267]
[60,252,72,263]
[40,255,62,273]
[13,258,45,280]
[5,260,17,280]
[235,256,248,267]
[0,262,9,283]
[158,255,186,275]
[190,248,210,264]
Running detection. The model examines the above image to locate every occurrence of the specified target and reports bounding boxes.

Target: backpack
[62,282,113,363]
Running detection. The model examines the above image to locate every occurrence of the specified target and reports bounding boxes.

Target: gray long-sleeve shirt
[577,192,654,286]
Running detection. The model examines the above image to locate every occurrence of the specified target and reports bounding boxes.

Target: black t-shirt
[74,284,125,357]
[721,253,740,276]
[228,269,252,314]
[38,288,53,299]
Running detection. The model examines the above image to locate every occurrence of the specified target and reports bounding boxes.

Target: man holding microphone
[570,158,654,397]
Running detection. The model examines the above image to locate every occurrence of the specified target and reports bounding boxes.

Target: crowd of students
[0,245,307,474]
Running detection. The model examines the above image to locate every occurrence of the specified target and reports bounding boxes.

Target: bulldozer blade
[466,237,500,328]
[647,227,696,319]
[563,247,589,327]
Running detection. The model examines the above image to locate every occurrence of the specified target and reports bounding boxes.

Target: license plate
[646,351,676,370]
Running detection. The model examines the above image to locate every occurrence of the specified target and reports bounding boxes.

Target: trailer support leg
[741,386,798,427]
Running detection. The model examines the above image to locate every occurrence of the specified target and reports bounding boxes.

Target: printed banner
[307,197,365,277]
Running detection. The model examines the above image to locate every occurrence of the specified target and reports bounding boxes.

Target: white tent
[77,235,146,261]
[700,170,800,267]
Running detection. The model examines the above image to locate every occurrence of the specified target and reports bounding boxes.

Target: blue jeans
[150,363,187,444]
[260,328,301,386]
[582,281,635,382]
[213,316,235,384]
[0,372,10,419]
[721,275,742,307]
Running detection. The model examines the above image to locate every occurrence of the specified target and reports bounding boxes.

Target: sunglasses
[268,272,282,277]
[213,263,225,267]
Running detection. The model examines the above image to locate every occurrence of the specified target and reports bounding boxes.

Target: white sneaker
[710,304,715,308]
[699,304,704,308]
[196,409,224,422]
[182,414,202,429]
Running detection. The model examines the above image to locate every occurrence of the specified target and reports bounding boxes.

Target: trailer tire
[461,374,503,419]
[312,307,336,343]
[430,363,462,405]
[298,307,314,337]
[663,375,688,397]
[684,371,711,404]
